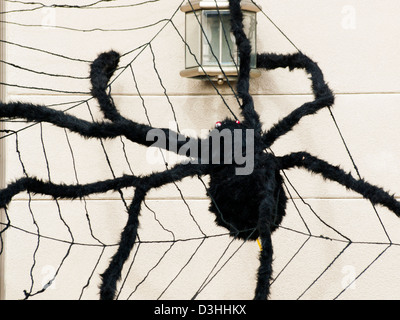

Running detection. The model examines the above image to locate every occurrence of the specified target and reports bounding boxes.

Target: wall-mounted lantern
[180,0,261,84]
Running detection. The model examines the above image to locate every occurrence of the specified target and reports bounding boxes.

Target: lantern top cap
[180,0,261,13]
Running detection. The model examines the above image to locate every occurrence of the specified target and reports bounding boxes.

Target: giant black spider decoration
[1,0,400,300]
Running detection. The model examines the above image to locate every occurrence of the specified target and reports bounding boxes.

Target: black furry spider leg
[254,178,277,300]
[228,0,261,133]
[255,226,273,300]
[89,50,208,158]
[258,53,335,148]
[0,161,210,300]
[90,50,124,122]
[0,101,198,156]
[0,175,141,208]
[278,152,400,216]
[99,163,210,300]
[0,163,209,209]
[0,50,202,157]
[100,186,147,300]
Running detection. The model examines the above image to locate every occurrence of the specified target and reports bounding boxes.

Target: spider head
[207,118,251,169]
[214,119,242,130]
[209,118,264,170]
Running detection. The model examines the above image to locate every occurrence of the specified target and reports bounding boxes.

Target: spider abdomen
[207,149,287,241]
[208,168,264,240]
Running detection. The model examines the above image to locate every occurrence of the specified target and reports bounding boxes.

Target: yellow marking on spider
[257,238,262,251]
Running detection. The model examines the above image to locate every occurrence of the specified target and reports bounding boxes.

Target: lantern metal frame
[180,0,261,84]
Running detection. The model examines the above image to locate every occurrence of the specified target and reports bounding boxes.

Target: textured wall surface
[1,0,400,300]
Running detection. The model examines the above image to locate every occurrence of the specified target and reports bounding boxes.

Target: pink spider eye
[215,121,222,128]
[236,120,241,124]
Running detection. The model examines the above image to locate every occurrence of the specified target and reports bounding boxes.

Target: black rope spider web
[1,0,400,300]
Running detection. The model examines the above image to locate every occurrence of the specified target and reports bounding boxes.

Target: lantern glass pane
[220,12,238,66]
[202,10,222,66]
[201,9,256,69]
[202,10,238,67]
[243,11,257,68]
[185,11,201,69]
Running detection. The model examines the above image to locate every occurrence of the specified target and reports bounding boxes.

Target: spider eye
[215,121,222,128]
[236,120,241,124]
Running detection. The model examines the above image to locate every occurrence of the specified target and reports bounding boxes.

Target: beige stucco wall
[1,0,400,300]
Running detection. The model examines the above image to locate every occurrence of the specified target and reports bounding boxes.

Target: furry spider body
[1,0,400,300]
[209,161,287,240]
[207,122,286,240]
